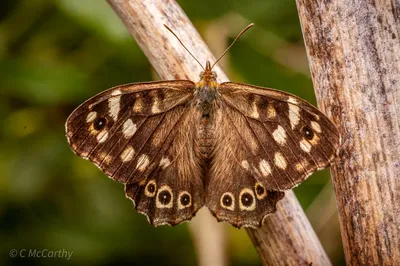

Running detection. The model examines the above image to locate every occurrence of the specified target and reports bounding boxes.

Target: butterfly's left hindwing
[66,81,205,226]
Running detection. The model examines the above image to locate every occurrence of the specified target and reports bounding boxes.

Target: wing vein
[260,121,305,180]
[130,107,191,183]
[243,115,296,188]
[287,107,338,153]
[222,105,284,189]
[86,98,136,160]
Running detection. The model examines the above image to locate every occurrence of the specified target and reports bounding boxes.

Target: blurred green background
[0,0,344,265]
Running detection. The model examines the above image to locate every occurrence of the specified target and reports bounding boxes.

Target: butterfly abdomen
[196,118,217,161]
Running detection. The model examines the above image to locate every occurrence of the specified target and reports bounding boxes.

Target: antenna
[211,23,254,69]
[163,24,205,70]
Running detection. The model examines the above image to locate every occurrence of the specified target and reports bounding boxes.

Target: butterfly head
[196,61,219,93]
[199,61,217,82]
[163,23,253,88]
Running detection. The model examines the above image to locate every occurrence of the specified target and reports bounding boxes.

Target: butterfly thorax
[194,61,221,115]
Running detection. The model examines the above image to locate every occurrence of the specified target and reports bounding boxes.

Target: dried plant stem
[107,0,331,265]
[296,0,400,264]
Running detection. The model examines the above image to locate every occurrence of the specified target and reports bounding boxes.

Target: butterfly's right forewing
[66,81,205,226]
[219,82,340,191]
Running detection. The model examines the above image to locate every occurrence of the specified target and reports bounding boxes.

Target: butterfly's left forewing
[66,81,205,226]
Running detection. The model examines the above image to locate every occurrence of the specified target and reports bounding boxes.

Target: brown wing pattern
[205,108,285,228]
[66,78,340,228]
[218,82,340,191]
[66,81,204,226]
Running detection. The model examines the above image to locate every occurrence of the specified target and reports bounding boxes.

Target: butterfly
[65,24,340,228]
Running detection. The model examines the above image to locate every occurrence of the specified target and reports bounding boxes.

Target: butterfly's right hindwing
[66,81,205,226]
[205,108,285,228]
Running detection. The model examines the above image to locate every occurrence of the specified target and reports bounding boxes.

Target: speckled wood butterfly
[65,24,340,228]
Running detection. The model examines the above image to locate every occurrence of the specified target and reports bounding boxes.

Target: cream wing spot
[272,125,287,145]
[311,121,322,133]
[151,97,161,113]
[295,163,303,172]
[96,131,109,143]
[145,180,157,197]
[136,154,150,172]
[86,111,97,123]
[267,104,276,119]
[108,90,122,121]
[287,96,299,105]
[120,146,135,162]
[71,143,78,151]
[241,160,250,170]
[159,157,171,169]
[250,101,259,118]
[111,89,122,96]
[295,159,309,172]
[103,154,113,165]
[249,136,259,153]
[133,96,144,113]
[289,104,300,129]
[156,185,173,208]
[122,119,137,139]
[274,152,287,170]
[254,183,268,200]
[239,188,256,211]
[178,191,192,210]
[259,159,271,177]
[300,139,312,153]
[220,192,235,211]
[93,152,107,165]
[138,178,148,186]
